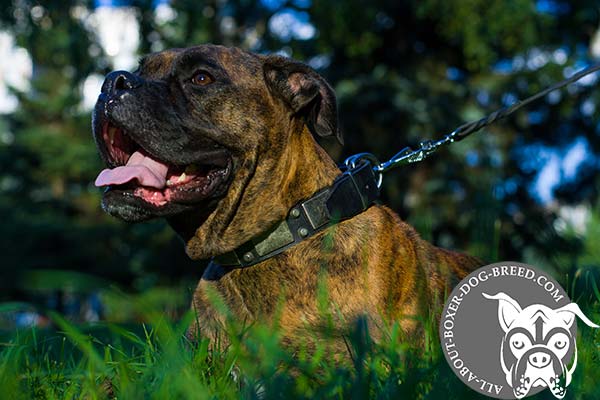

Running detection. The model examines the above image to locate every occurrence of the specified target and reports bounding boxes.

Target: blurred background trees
[0,0,599,323]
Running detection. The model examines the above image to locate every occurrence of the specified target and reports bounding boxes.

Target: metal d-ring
[343,152,383,188]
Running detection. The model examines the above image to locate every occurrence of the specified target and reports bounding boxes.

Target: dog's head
[483,292,599,399]
[92,45,341,258]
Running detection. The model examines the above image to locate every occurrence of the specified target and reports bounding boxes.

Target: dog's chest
[197,254,381,331]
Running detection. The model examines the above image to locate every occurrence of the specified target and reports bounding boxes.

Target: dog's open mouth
[95,122,231,208]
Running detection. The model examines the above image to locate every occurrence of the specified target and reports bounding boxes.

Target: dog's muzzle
[510,345,567,399]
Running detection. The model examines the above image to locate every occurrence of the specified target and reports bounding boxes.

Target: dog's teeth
[166,179,172,186]
[177,172,186,183]
[109,127,116,144]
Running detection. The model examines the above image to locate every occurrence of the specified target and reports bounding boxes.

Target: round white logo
[439,261,599,399]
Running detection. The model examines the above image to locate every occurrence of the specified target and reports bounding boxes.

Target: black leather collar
[213,161,380,268]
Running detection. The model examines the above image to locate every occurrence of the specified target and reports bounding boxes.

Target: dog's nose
[528,351,551,368]
[101,70,141,95]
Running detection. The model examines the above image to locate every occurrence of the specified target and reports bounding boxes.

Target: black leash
[215,62,600,268]
[347,62,600,186]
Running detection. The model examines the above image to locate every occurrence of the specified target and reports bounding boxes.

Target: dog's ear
[555,302,600,329]
[483,292,522,332]
[263,56,342,145]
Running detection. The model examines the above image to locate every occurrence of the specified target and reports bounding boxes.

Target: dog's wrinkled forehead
[509,304,573,337]
[137,45,261,81]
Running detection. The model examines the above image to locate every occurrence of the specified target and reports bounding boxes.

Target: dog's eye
[512,340,525,349]
[509,332,531,352]
[191,70,214,86]
[554,340,566,350]
[548,332,569,352]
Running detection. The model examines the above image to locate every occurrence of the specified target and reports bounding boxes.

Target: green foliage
[1,290,599,400]
[416,0,546,70]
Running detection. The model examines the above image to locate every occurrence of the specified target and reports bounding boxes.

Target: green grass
[1,284,599,400]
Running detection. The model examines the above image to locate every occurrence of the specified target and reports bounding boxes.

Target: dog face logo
[483,292,599,399]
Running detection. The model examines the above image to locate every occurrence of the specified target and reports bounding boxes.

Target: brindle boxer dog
[93,44,482,349]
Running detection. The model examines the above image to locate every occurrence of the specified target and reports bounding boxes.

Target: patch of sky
[580,99,596,117]
[515,137,594,203]
[292,0,312,8]
[92,6,139,69]
[154,2,176,25]
[476,90,490,107]
[492,59,513,75]
[552,48,568,65]
[493,183,505,200]
[512,55,526,71]
[0,31,32,113]
[546,90,562,104]
[94,0,133,7]
[562,61,599,87]
[262,0,311,11]
[269,8,316,42]
[261,0,285,10]
[446,67,464,81]
[502,92,518,107]
[504,178,519,195]
[562,137,590,180]
[493,47,569,77]
[81,74,105,111]
[274,46,293,57]
[535,0,570,15]
[526,48,550,71]
[95,0,170,9]
[527,109,546,125]
[534,151,561,203]
[515,142,550,173]
[308,54,331,70]
[577,70,598,87]
[465,150,479,167]
[490,150,503,168]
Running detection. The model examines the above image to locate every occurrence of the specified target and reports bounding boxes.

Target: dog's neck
[170,124,341,260]
[277,125,342,207]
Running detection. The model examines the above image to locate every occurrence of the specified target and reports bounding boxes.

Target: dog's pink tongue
[95,151,169,189]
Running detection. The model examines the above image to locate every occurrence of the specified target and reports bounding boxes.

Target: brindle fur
[94,44,483,350]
